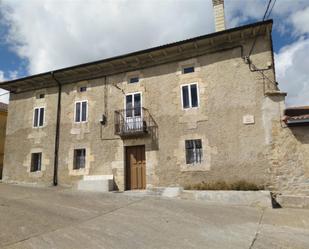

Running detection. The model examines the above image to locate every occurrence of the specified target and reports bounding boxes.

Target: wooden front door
[126,145,146,190]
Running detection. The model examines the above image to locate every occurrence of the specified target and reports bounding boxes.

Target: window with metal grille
[33,107,45,127]
[75,101,87,122]
[183,66,195,74]
[129,77,139,84]
[185,139,202,164]
[181,83,199,109]
[74,149,86,169]
[31,153,42,172]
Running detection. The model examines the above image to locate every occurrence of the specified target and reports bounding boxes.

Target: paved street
[0,183,309,249]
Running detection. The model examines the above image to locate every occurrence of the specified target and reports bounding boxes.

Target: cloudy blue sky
[0,0,308,106]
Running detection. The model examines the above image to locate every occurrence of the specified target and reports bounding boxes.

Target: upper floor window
[129,77,139,84]
[74,148,86,169]
[31,152,42,172]
[183,66,195,74]
[75,101,88,122]
[33,107,45,128]
[36,91,45,99]
[79,86,87,92]
[185,139,202,164]
[181,83,199,109]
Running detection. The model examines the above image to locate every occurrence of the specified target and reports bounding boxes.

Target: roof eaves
[0,19,273,89]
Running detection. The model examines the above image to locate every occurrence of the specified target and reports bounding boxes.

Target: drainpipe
[51,72,62,186]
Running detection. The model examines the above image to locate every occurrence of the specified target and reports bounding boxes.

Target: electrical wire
[266,0,277,19]
[248,0,272,57]
[262,0,272,21]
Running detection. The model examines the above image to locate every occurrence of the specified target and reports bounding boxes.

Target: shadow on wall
[289,127,309,144]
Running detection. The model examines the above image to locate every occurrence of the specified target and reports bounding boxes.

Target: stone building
[1,0,307,194]
[0,18,286,191]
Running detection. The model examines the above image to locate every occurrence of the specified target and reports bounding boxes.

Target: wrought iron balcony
[115,107,157,137]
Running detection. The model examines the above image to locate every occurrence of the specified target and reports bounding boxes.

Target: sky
[0,0,308,106]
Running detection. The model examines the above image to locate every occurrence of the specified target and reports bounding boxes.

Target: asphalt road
[0,183,309,249]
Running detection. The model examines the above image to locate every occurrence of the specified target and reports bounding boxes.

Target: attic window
[36,93,45,99]
[183,66,195,74]
[129,77,139,84]
[79,86,87,92]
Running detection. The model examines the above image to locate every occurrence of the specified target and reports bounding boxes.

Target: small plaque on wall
[243,115,255,125]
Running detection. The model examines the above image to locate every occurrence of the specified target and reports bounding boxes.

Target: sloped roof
[283,106,309,126]
[0,19,273,93]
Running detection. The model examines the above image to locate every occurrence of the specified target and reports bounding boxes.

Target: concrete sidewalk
[0,183,309,249]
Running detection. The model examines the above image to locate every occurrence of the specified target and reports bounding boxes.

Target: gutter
[286,119,309,127]
[51,72,62,186]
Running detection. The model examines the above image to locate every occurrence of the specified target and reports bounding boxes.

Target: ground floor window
[185,139,202,164]
[74,149,86,169]
[31,153,42,172]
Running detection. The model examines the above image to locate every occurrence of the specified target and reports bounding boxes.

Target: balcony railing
[115,107,157,137]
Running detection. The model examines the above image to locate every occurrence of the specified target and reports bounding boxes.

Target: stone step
[77,175,114,192]
[122,187,182,198]
[180,190,272,208]
[276,195,309,209]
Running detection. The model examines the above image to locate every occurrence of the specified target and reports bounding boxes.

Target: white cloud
[275,38,309,106]
[1,0,309,106]
[1,0,214,74]
[0,71,5,82]
[0,71,10,104]
[291,6,309,35]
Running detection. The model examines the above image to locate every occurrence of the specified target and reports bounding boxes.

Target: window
[79,86,87,92]
[129,77,139,84]
[31,153,42,172]
[125,93,141,117]
[33,107,45,127]
[38,93,45,99]
[181,83,199,109]
[74,149,86,169]
[75,101,87,122]
[183,66,195,74]
[185,139,202,164]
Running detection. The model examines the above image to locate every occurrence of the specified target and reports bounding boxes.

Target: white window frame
[180,82,200,110]
[33,106,45,128]
[74,100,88,123]
[124,92,143,114]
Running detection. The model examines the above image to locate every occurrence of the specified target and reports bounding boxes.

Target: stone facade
[0,103,7,179]
[2,20,305,194]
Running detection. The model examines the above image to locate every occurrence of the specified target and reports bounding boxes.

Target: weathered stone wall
[0,111,7,179]
[3,88,58,185]
[3,34,283,191]
[267,96,309,195]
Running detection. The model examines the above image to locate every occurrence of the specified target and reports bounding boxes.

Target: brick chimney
[212,0,226,32]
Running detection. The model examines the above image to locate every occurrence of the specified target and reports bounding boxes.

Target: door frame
[125,145,146,190]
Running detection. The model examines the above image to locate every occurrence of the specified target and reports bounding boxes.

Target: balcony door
[125,92,142,132]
